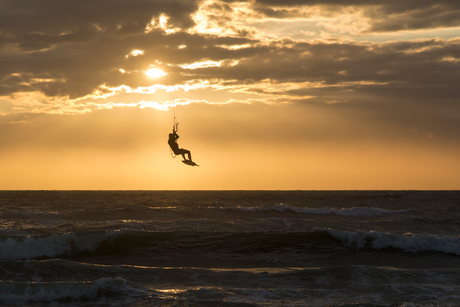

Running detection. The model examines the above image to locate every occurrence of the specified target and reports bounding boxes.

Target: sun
[145,68,167,78]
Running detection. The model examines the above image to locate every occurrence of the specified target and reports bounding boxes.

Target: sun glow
[145,68,167,78]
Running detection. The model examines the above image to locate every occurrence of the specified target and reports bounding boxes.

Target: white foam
[0,277,147,304]
[0,230,124,260]
[324,229,460,255]
[214,204,406,216]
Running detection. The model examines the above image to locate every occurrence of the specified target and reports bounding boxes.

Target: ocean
[0,190,459,307]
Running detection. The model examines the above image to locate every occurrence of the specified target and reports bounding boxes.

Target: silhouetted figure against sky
[168,127,193,162]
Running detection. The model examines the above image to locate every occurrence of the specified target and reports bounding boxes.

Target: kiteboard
[182,160,199,167]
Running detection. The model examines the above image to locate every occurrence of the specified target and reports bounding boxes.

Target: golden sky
[1,0,459,189]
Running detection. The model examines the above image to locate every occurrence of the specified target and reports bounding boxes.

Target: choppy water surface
[0,190,459,306]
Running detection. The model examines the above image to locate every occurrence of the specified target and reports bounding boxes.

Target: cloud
[1,0,459,136]
[0,0,199,36]
[364,2,460,32]
[242,0,460,33]
[0,0,203,101]
[174,37,460,101]
[0,0,259,102]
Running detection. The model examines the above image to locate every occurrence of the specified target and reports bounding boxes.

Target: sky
[0,0,459,190]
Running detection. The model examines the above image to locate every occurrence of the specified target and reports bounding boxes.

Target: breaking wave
[0,230,125,260]
[324,228,460,255]
[214,204,407,216]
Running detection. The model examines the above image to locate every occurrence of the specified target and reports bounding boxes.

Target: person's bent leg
[178,149,187,160]
[183,149,192,161]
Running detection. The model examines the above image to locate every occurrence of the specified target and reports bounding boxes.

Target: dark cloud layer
[0,0,459,115]
[0,0,198,36]
[180,38,460,102]
[250,0,460,32]
[0,0,202,98]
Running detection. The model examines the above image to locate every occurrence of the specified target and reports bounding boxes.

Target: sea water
[0,190,459,306]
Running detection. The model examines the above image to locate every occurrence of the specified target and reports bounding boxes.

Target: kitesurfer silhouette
[168,126,193,162]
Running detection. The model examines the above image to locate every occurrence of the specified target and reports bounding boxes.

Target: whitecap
[0,230,124,260]
[213,204,408,217]
[323,228,460,255]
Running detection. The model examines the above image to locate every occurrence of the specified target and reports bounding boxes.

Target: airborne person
[168,126,193,163]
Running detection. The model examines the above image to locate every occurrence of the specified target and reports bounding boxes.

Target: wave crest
[215,204,407,216]
[0,230,124,260]
[324,229,460,255]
